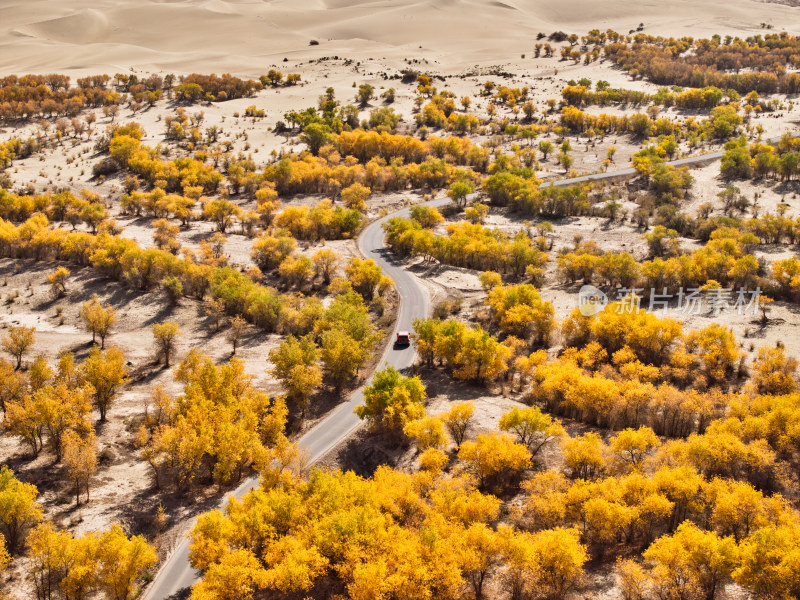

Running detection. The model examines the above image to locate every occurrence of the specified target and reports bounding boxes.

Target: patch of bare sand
[2,0,800,76]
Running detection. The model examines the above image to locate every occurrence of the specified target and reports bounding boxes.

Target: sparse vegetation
[2,21,800,599]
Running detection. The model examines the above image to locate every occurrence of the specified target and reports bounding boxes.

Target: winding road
[143,143,761,599]
[144,197,450,600]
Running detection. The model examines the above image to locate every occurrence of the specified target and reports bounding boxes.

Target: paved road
[545,132,794,188]
[143,198,450,600]
[537,150,726,188]
[143,139,778,599]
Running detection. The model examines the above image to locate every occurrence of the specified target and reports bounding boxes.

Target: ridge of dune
[12,8,111,46]
[490,1,520,10]
[197,0,238,15]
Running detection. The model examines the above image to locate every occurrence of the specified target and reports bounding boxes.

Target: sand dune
[0,0,798,76]
[13,9,112,45]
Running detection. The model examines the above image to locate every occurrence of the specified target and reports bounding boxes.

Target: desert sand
[2,1,800,599]
[1,0,799,77]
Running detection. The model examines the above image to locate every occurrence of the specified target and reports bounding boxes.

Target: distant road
[546,131,796,188]
[540,150,724,187]
[143,140,758,599]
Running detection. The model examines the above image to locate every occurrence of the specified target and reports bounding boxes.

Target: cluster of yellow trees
[536,324,736,427]
[384,216,548,277]
[120,187,200,224]
[121,184,265,235]
[0,73,122,123]
[271,199,363,241]
[0,188,109,231]
[0,136,40,170]
[415,96,481,134]
[722,133,800,181]
[521,460,800,599]
[333,130,482,166]
[187,400,587,600]
[556,225,800,301]
[263,150,474,197]
[0,71,285,125]
[741,212,800,244]
[0,322,154,598]
[560,83,740,110]
[483,170,592,218]
[262,126,491,195]
[559,103,742,143]
[106,124,223,193]
[0,183,392,407]
[173,73,263,102]
[266,287,382,403]
[0,214,390,346]
[2,328,127,503]
[559,105,671,137]
[408,284,799,489]
[528,302,800,486]
[136,350,288,491]
[188,466,587,600]
[484,283,556,346]
[250,217,390,292]
[603,31,800,94]
[187,350,800,600]
[557,241,640,288]
[26,522,156,600]
[411,319,524,384]
[0,467,156,600]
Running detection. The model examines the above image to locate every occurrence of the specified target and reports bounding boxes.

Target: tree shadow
[332,427,410,477]
[415,366,501,402]
[142,298,178,326]
[127,362,167,386]
[161,589,191,600]
[64,269,141,309]
[184,229,217,244]
[65,340,99,361]
[287,388,346,429]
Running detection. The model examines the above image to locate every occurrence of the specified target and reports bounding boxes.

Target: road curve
[143,139,780,599]
[143,198,450,600]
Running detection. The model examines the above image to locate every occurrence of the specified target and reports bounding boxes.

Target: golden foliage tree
[0,466,42,554]
[269,334,322,413]
[79,294,117,349]
[2,325,35,370]
[458,433,531,491]
[356,366,426,433]
[498,406,565,458]
[152,321,181,368]
[138,351,287,490]
[81,345,128,422]
[340,182,371,212]
[45,266,70,298]
[62,430,97,505]
[441,402,475,446]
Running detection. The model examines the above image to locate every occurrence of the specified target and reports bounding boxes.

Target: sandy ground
[1,0,800,78]
[0,258,286,529]
[1,1,800,597]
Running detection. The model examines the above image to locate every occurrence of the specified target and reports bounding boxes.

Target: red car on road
[396,331,411,347]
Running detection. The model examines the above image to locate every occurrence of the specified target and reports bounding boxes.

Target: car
[395,331,411,346]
